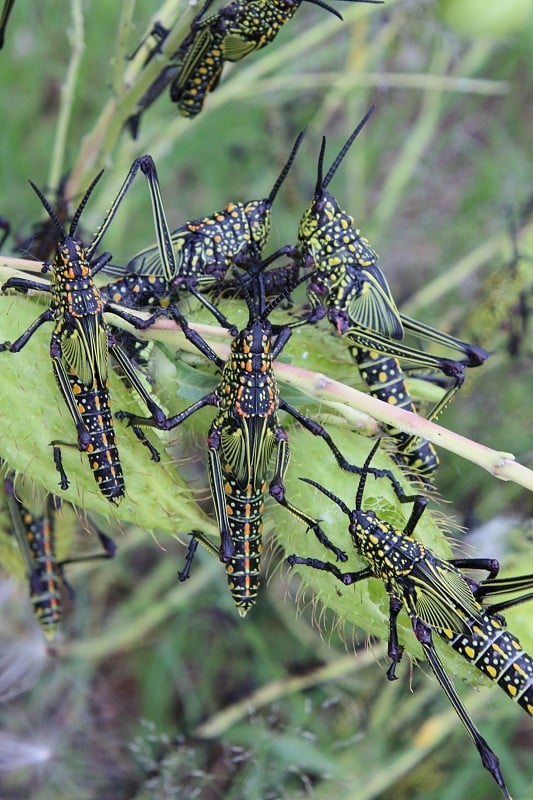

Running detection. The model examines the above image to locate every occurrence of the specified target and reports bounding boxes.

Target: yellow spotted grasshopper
[117,259,408,615]
[288,441,533,800]
[0,156,177,503]
[99,130,305,335]
[292,108,488,484]
[126,0,382,134]
[2,467,115,640]
[465,203,533,358]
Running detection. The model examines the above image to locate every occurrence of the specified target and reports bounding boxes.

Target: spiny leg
[267,427,347,561]
[129,424,161,462]
[59,528,117,600]
[116,391,217,435]
[473,571,533,615]
[177,538,200,582]
[287,553,373,586]
[206,426,235,562]
[186,285,238,335]
[0,308,54,352]
[449,558,500,580]
[400,315,489,367]
[177,530,220,581]
[107,300,225,371]
[385,595,404,680]
[109,338,168,436]
[280,405,422,506]
[52,443,73,490]
[414,620,513,800]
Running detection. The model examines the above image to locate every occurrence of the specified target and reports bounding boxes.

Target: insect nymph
[3,469,115,638]
[118,259,389,614]
[294,108,488,483]
[0,157,174,501]
[126,0,381,132]
[288,441,532,799]
[100,130,305,327]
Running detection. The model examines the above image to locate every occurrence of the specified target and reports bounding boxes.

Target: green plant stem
[65,1,192,198]
[313,693,500,800]
[193,645,385,739]
[403,217,533,315]
[112,0,137,95]
[235,71,508,96]
[48,0,85,192]
[61,555,221,663]
[146,0,390,158]
[1,262,530,492]
[115,312,533,489]
[372,45,448,233]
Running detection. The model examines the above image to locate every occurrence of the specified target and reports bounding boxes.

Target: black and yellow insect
[127,0,380,133]
[118,261,401,615]
[3,474,63,639]
[100,130,304,334]
[441,568,533,716]
[294,108,488,482]
[288,441,532,800]
[0,157,173,502]
[2,470,115,639]
[171,0,363,118]
[354,350,442,479]
[465,204,533,358]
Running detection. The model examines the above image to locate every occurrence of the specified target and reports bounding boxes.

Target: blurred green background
[0,1,532,798]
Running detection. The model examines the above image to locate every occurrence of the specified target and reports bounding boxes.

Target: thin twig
[193,646,385,739]
[1,263,530,490]
[48,0,85,192]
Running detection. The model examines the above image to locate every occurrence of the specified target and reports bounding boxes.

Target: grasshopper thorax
[53,236,91,278]
[241,199,272,254]
[231,318,273,363]
[298,188,346,242]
